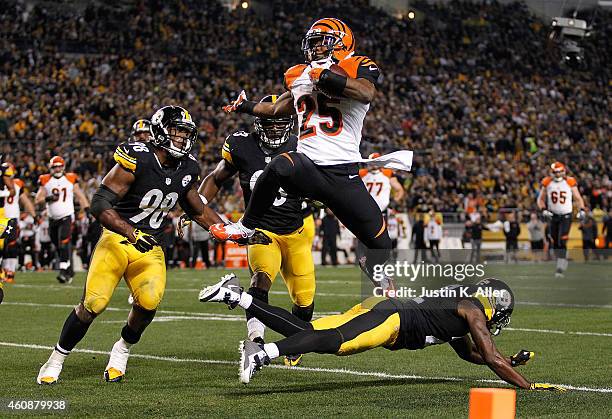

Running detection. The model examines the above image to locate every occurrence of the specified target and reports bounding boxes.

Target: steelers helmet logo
[182,175,192,187]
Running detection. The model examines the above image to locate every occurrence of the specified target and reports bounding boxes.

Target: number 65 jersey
[112,142,200,238]
[541,176,577,216]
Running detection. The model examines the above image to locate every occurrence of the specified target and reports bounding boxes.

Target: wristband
[239,100,257,115]
[318,69,347,97]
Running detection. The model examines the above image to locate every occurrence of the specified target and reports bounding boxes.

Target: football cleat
[37,358,64,385]
[199,274,242,308]
[239,340,270,384]
[104,340,130,383]
[284,354,303,367]
[554,269,565,279]
[56,271,72,284]
[209,220,255,242]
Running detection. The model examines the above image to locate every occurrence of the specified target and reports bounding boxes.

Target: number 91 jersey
[112,142,200,238]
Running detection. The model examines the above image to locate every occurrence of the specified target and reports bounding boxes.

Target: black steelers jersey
[389,283,486,350]
[222,131,303,235]
[113,142,200,239]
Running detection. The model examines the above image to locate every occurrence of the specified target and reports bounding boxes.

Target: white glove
[577,209,586,220]
[541,210,554,220]
[0,188,10,198]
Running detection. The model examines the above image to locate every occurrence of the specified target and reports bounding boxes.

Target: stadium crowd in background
[0,0,610,271]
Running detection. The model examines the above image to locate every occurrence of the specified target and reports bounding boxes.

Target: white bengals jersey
[38,173,78,220]
[360,168,392,211]
[4,178,24,219]
[284,56,382,166]
[542,176,577,215]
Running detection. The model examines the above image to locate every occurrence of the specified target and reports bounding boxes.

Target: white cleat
[104,340,130,382]
[199,274,242,307]
[37,352,65,385]
[238,340,270,384]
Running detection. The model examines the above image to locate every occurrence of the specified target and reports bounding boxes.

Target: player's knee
[135,291,163,311]
[75,302,97,323]
[292,302,315,322]
[250,272,272,292]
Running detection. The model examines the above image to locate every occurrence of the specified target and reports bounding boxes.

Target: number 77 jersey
[285,56,382,166]
[112,142,201,238]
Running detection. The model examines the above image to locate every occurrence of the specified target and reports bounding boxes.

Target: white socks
[239,292,253,309]
[247,317,266,342]
[263,343,279,360]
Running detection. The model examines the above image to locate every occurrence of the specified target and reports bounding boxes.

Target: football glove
[577,209,586,220]
[177,213,192,239]
[222,90,248,113]
[541,209,554,220]
[530,383,567,392]
[510,349,534,367]
[233,230,272,246]
[127,229,159,253]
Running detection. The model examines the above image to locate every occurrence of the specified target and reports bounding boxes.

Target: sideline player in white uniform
[537,162,586,277]
[217,18,410,291]
[360,152,405,213]
[35,156,89,283]
[2,167,36,282]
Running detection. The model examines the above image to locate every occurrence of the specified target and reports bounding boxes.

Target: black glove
[45,192,60,203]
[510,349,534,367]
[234,230,272,246]
[127,229,159,253]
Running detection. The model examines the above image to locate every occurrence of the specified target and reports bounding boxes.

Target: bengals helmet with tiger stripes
[302,18,355,62]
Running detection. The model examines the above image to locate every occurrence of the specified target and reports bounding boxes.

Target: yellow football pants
[83,229,166,314]
[248,215,316,307]
[311,297,400,356]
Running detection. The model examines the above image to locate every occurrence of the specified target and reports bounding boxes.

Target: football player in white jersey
[537,162,586,277]
[34,156,90,283]
[2,165,36,282]
[216,18,395,288]
[360,152,405,212]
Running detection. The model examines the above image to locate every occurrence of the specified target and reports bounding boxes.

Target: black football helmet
[150,106,197,158]
[130,119,152,143]
[473,278,515,336]
[254,95,294,149]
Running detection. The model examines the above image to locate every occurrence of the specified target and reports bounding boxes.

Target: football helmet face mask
[130,119,152,143]
[150,106,197,159]
[551,161,566,181]
[49,156,65,178]
[302,18,355,62]
[474,278,515,336]
[254,95,294,149]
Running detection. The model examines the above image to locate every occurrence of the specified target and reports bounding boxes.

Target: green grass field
[1,263,611,418]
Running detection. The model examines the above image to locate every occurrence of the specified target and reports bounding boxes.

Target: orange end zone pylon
[469,388,516,419]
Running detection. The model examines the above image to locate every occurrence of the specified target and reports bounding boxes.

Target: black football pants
[242,152,391,279]
[50,216,73,276]
[549,214,572,259]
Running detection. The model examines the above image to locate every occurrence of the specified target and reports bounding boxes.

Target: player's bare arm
[223,90,295,117]
[198,159,238,203]
[450,335,528,366]
[180,183,224,229]
[90,164,138,240]
[34,184,48,205]
[20,192,36,217]
[537,186,547,210]
[343,77,376,104]
[390,176,405,201]
[457,300,531,389]
[571,186,586,210]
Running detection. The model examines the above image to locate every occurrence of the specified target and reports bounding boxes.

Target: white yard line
[1,341,610,394]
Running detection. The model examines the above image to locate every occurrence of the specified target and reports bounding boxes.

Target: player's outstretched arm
[90,164,138,240]
[223,90,295,118]
[458,300,531,389]
[180,182,224,229]
[19,193,36,218]
[73,183,90,212]
[0,175,15,198]
[450,336,532,367]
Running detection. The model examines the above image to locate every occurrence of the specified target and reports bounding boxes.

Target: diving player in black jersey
[181,95,316,366]
[200,275,566,391]
[37,106,229,384]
